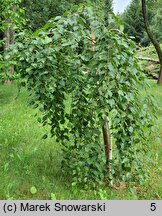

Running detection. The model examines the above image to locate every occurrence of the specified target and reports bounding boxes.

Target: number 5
[150,203,156,211]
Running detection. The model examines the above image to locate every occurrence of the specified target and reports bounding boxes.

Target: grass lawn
[0,80,162,200]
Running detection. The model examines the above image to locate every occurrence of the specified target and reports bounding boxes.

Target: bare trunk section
[102,116,112,185]
[141,0,162,84]
[158,66,162,85]
[90,29,95,51]
[4,19,14,84]
[4,25,10,50]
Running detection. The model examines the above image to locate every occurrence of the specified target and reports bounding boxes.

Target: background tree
[121,0,161,45]
[1,0,25,83]
[150,0,162,42]
[22,0,113,31]
[22,0,87,31]
[122,0,146,44]
[141,0,162,84]
[22,0,68,31]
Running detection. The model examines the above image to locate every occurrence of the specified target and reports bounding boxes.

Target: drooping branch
[110,29,124,36]
[91,24,113,185]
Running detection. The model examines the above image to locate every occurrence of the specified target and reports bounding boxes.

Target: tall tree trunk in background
[3,6,16,84]
[4,23,14,84]
[158,66,162,84]
[141,0,162,85]
[4,24,10,51]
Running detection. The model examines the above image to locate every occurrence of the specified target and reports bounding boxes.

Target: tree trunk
[102,116,112,185]
[157,66,162,85]
[4,19,14,84]
[4,25,10,50]
[141,0,162,84]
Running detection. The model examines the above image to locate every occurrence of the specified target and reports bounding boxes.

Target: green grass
[0,84,82,200]
[0,81,162,200]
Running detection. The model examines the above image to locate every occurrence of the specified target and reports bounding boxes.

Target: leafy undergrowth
[0,81,162,200]
[137,45,161,59]
[136,45,162,79]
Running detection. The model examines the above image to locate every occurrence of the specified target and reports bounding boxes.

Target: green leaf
[129,127,133,133]
[42,134,48,139]
[43,37,52,44]
[30,186,37,195]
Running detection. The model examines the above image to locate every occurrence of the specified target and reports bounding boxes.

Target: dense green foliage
[4,4,154,188]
